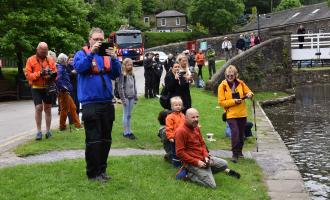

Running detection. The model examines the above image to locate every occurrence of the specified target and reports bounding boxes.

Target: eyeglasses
[92,38,104,42]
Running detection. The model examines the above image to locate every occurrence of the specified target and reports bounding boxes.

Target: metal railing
[291,33,330,61]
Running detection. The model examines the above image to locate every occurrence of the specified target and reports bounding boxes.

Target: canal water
[263,84,330,200]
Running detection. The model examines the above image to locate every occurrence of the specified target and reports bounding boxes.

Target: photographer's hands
[91,41,102,54]
[105,47,116,59]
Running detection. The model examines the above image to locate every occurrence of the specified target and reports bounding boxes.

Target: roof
[155,10,186,18]
[239,2,330,32]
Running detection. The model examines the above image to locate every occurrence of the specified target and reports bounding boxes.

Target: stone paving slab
[252,102,311,199]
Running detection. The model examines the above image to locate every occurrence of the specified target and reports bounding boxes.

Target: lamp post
[257,11,260,36]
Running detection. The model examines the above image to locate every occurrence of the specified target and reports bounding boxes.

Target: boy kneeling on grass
[165,96,186,168]
[175,108,241,189]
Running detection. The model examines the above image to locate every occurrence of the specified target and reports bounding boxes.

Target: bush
[144,32,195,48]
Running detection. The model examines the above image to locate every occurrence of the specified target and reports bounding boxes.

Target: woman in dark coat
[164,62,191,113]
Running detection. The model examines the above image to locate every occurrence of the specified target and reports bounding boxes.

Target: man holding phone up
[74,27,121,182]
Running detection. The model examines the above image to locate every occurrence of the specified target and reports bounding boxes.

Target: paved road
[0,65,165,153]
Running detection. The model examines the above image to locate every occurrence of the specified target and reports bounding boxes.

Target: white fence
[291,33,330,61]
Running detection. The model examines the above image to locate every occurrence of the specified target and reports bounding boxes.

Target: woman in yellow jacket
[218,65,253,163]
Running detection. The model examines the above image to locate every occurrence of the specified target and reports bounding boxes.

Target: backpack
[159,85,171,109]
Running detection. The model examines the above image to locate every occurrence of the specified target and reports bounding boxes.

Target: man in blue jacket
[74,27,121,182]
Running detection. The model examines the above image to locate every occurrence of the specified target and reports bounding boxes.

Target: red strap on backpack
[82,46,111,74]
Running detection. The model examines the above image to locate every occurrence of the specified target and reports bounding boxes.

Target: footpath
[0,102,310,199]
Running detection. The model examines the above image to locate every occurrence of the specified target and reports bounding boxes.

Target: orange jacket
[218,79,253,119]
[175,121,209,167]
[195,53,205,65]
[25,55,56,88]
[165,111,185,140]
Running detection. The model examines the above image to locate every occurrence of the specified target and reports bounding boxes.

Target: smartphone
[98,42,111,56]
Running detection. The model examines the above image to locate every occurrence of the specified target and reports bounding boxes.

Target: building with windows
[153,10,188,32]
[239,2,330,34]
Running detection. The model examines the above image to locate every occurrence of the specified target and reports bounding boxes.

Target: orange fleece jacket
[165,111,185,140]
[25,55,56,88]
[175,121,209,166]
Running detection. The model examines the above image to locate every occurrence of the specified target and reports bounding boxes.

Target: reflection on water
[263,84,330,200]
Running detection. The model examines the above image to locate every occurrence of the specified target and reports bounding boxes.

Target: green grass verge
[0,155,269,200]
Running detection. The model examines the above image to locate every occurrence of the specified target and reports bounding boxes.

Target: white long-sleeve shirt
[222,41,232,50]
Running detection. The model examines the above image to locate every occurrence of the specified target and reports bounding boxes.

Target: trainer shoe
[35,132,42,140]
[128,133,137,140]
[176,167,189,180]
[45,131,52,139]
[89,175,107,183]
[231,155,238,163]
[228,169,241,179]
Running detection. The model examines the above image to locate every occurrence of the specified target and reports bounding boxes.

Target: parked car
[144,51,168,63]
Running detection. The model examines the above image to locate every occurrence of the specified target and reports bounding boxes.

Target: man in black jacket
[236,35,246,55]
[144,52,155,98]
[297,25,306,49]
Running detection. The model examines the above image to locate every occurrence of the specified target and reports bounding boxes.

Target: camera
[179,70,186,77]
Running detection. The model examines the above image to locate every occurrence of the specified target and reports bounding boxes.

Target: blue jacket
[73,50,121,105]
[56,63,73,92]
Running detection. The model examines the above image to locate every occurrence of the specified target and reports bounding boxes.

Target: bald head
[36,42,48,59]
[185,108,199,128]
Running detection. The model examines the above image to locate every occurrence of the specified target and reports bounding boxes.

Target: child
[165,96,185,167]
[118,58,138,140]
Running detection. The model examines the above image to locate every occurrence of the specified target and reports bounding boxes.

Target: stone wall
[292,69,330,85]
[146,31,272,59]
[207,36,293,94]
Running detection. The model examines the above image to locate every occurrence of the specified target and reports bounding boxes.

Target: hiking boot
[128,133,137,140]
[35,132,42,141]
[45,131,52,139]
[231,155,238,163]
[228,169,241,179]
[101,173,112,180]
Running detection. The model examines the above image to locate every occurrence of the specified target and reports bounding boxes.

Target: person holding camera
[221,37,232,62]
[218,65,253,163]
[152,53,163,97]
[25,42,57,140]
[164,62,191,113]
[73,27,121,182]
[56,53,81,131]
[175,108,241,188]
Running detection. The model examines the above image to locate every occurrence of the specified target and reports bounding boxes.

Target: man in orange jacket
[195,49,205,80]
[25,42,57,140]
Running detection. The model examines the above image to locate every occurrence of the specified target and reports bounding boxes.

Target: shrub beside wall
[144,32,195,48]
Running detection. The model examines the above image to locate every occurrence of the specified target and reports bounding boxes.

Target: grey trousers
[186,156,228,189]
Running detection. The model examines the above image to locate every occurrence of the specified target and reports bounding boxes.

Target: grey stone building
[239,2,330,34]
[154,10,188,32]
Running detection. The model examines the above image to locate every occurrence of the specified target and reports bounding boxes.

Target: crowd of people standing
[24,27,256,187]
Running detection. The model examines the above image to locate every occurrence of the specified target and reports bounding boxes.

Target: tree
[189,0,245,34]
[244,0,282,13]
[0,0,90,75]
[276,0,302,11]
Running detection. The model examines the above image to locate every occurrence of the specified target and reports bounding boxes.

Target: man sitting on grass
[175,108,241,189]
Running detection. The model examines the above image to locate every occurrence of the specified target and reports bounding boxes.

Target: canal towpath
[0,100,311,199]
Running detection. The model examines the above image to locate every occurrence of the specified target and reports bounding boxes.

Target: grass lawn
[0,155,269,200]
[13,60,288,156]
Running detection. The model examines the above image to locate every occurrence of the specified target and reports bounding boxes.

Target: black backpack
[159,85,171,109]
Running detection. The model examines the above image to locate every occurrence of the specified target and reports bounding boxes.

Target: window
[291,12,300,18]
[308,30,313,34]
[144,17,149,24]
[176,17,180,26]
[161,18,166,26]
[319,28,325,33]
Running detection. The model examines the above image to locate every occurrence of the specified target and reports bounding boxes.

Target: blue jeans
[123,98,135,135]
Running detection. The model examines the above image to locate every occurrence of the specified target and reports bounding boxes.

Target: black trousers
[208,60,216,79]
[82,102,114,178]
[153,75,161,95]
[144,72,154,98]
